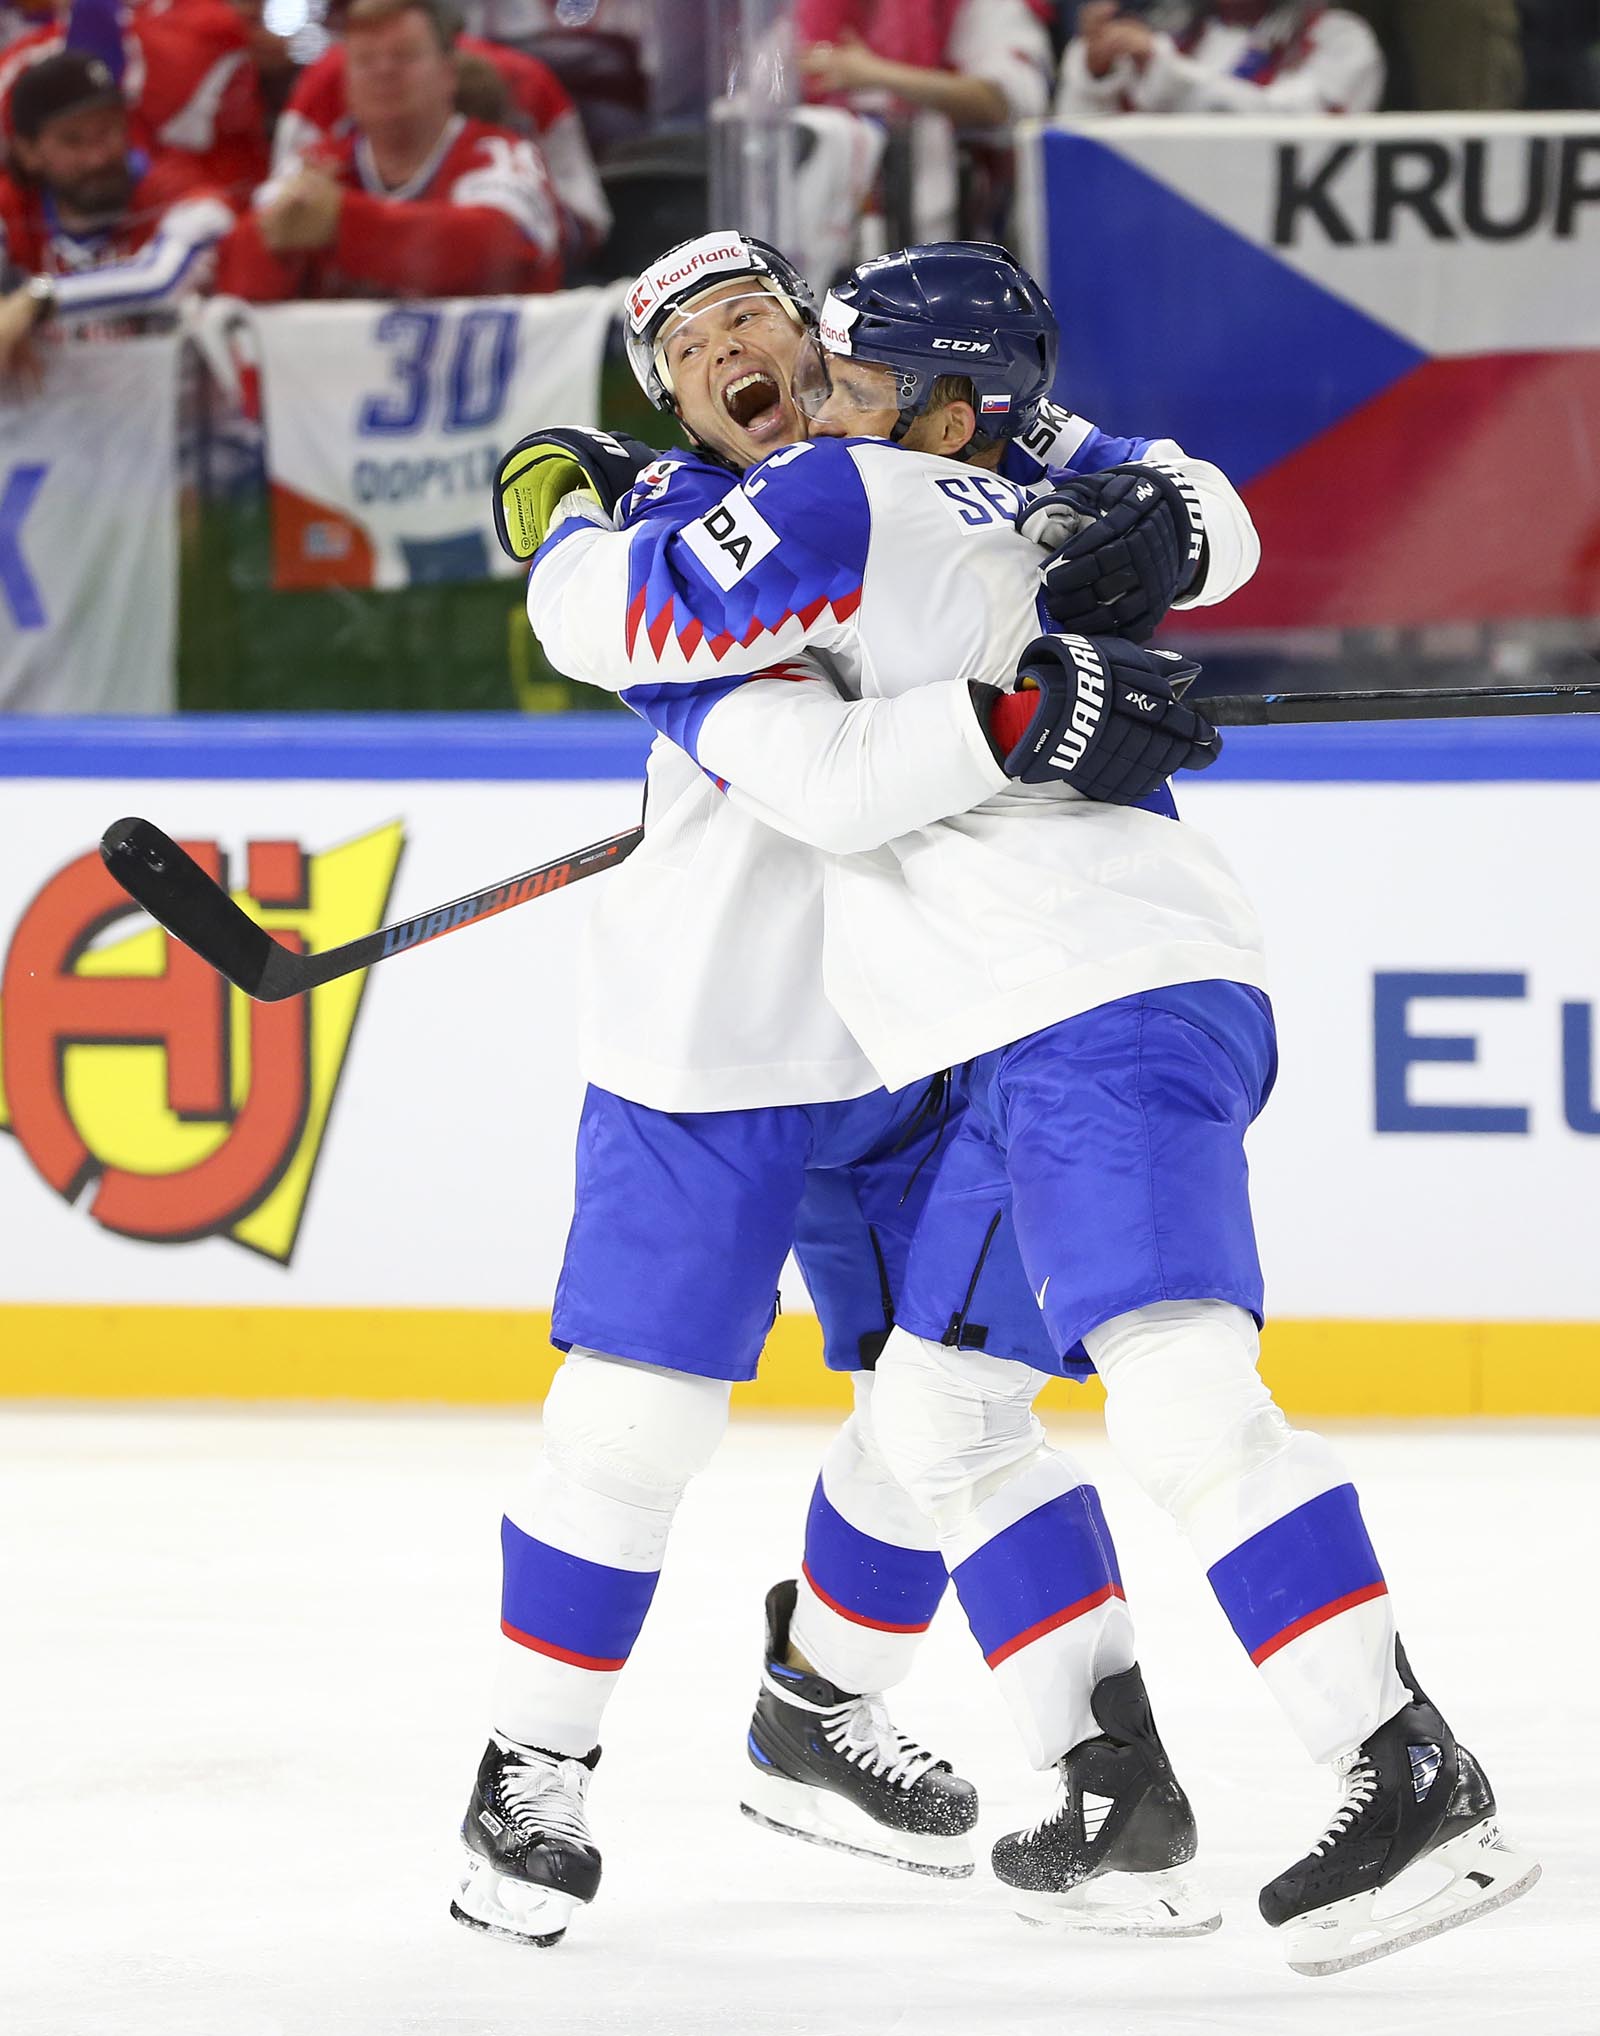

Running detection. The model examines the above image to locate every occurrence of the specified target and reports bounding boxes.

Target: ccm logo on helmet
[931,338,992,353]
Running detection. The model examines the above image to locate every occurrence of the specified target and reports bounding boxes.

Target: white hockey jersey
[529,415,1267,1105]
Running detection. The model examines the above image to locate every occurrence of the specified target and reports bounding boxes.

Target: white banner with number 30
[248,287,623,590]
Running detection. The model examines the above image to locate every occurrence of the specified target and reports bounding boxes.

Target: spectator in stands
[0,51,234,379]
[787,0,1054,269]
[796,0,1054,131]
[1056,2,1385,114]
[1,1,288,196]
[1346,2,1523,108]
[274,0,609,260]
[218,0,563,300]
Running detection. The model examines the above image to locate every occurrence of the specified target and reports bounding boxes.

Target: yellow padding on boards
[1,1306,1598,1415]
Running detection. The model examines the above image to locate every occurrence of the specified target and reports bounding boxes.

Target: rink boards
[0,714,1596,1415]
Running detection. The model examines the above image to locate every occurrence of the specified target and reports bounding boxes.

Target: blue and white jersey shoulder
[619,437,871,678]
[1000,399,1160,489]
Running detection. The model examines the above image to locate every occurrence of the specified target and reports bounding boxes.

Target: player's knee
[873,1327,1045,1530]
[541,1348,731,1503]
[1088,1298,1293,1522]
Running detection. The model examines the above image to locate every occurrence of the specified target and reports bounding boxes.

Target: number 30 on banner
[358,304,520,437]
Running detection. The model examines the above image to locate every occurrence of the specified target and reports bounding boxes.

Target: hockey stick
[99,816,643,1002]
[1202,681,1600,725]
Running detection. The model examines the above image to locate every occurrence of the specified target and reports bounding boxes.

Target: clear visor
[792,335,916,433]
[637,284,801,401]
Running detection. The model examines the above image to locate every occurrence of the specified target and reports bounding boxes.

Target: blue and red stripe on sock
[800,1479,947,1635]
[1207,1483,1388,1666]
[951,1484,1125,1669]
[500,1516,660,1672]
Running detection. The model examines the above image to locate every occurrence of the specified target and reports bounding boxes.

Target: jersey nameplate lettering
[681,489,780,590]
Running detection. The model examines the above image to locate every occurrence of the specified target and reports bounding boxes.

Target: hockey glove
[987,635,1220,804]
[1020,464,1207,642]
[493,426,659,561]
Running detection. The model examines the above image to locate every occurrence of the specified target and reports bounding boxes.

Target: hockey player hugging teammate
[459,231,1538,1975]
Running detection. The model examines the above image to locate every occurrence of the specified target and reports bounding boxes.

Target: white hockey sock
[874,1329,1136,1769]
[1088,1299,1408,1763]
[492,1350,730,1756]
[790,1372,948,1695]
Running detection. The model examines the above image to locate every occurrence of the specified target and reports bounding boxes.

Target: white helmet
[623,230,816,411]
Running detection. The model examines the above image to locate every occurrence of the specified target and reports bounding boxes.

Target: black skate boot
[991,1665,1220,1935]
[1261,1644,1540,1976]
[739,1579,978,1878]
[450,1737,602,1947]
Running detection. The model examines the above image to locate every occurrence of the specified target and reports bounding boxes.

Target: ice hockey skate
[739,1579,979,1877]
[450,1737,602,1947]
[991,1665,1221,1935]
[1261,1651,1539,1977]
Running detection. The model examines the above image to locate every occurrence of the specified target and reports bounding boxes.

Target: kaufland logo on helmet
[628,234,752,331]
[818,293,856,354]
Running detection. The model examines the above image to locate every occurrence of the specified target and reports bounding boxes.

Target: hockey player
[460,232,1249,1948]
[524,239,1541,1975]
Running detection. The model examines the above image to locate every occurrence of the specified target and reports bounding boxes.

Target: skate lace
[1019,1768,1073,1845]
[1309,1753,1380,1858]
[497,1751,593,1848]
[820,1695,941,1791]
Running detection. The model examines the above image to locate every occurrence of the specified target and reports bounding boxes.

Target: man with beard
[0,51,234,377]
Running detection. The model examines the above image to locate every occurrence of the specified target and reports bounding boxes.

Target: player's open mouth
[722,370,785,436]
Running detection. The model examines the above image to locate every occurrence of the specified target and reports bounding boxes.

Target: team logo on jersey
[681,487,780,592]
[0,823,402,1261]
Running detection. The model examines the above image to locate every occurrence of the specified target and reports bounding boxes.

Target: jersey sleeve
[48,191,233,317]
[622,661,1006,855]
[527,437,873,694]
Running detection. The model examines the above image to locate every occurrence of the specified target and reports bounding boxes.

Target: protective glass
[791,335,909,433]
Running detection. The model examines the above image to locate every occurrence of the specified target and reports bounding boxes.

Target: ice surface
[2,1410,1593,2036]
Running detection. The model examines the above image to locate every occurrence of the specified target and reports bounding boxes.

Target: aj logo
[0,824,402,1262]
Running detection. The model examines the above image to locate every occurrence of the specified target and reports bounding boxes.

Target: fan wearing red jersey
[273,15,609,258]
[0,51,233,378]
[219,0,562,301]
[1,0,289,196]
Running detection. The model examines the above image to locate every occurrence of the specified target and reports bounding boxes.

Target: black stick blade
[100,817,278,996]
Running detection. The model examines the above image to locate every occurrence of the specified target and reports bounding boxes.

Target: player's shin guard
[490,1351,731,1755]
[790,1374,948,1694]
[944,1452,1135,1769]
[873,1331,1138,1767]
[1089,1300,1408,1764]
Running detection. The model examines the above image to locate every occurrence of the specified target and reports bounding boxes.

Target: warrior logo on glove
[995,635,1221,806]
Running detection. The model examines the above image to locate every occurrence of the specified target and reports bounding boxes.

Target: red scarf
[792,0,965,75]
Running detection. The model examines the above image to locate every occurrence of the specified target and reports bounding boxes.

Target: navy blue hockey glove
[987,635,1221,804]
[493,426,659,561]
[1019,464,1206,643]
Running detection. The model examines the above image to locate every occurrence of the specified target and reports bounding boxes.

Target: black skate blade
[449,1898,567,1949]
[740,1803,975,1880]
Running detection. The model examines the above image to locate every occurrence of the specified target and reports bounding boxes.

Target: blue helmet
[816,242,1058,448]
